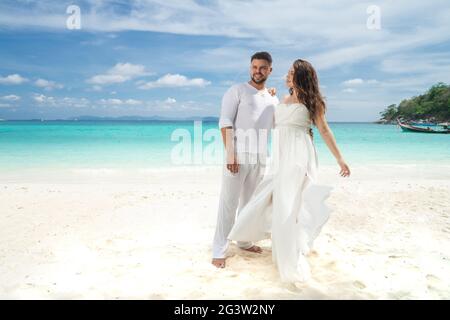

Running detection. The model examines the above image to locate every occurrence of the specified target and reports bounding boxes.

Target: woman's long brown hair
[291,59,326,126]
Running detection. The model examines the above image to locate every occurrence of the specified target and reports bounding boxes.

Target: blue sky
[0,0,449,121]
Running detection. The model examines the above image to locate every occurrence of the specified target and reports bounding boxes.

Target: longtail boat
[396,118,450,134]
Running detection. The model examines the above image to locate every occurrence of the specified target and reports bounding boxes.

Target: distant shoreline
[0,118,385,124]
[0,116,220,122]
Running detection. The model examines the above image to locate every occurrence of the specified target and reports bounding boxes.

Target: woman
[228,59,351,284]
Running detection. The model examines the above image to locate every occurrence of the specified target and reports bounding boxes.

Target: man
[212,52,279,268]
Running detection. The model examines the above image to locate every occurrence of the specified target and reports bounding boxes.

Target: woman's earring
[289,87,294,96]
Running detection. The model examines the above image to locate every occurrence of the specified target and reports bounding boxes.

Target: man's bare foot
[212,258,226,268]
[241,245,262,253]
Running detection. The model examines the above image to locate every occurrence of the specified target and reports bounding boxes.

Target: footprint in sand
[353,280,366,289]
[388,255,404,259]
[426,274,440,282]
[308,250,319,257]
[389,291,410,299]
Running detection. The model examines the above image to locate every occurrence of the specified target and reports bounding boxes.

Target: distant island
[66,115,220,121]
[0,116,220,122]
[377,82,450,124]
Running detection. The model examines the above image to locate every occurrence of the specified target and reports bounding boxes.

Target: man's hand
[226,153,240,174]
[268,87,277,96]
[221,126,239,174]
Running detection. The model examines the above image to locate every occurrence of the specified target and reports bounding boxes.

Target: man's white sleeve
[273,94,280,105]
[271,95,280,128]
[218,86,239,129]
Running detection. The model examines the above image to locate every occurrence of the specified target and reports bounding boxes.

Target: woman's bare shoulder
[282,94,291,104]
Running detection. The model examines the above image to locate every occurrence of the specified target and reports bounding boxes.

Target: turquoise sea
[0,120,449,172]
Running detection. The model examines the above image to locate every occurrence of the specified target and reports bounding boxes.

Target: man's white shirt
[218,82,279,156]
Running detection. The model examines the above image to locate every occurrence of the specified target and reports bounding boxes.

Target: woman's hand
[268,87,277,96]
[337,158,350,177]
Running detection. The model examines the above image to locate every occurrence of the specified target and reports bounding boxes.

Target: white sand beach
[0,164,449,299]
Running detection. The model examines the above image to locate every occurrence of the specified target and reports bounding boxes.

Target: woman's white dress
[227,102,333,283]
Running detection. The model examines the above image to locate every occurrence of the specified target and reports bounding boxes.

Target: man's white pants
[212,152,266,259]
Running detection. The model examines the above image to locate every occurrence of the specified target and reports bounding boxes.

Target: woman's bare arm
[314,110,351,177]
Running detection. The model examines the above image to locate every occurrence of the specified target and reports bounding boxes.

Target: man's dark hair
[251,51,272,65]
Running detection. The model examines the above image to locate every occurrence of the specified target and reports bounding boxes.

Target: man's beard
[251,74,267,84]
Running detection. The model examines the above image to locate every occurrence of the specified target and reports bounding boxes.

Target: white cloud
[309,23,450,71]
[87,63,151,86]
[375,53,450,94]
[33,94,46,103]
[380,53,450,75]
[178,104,204,111]
[33,93,56,106]
[0,1,449,75]
[0,103,12,108]
[98,98,143,106]
[342,88,356,93]
[343,78,364,86]
[1,1,449,122]
[132,97,208,112]
[32,94,91,108]
[60,97,91,108]
[30,95,146,109]
[124,99,142,105]
[88,75,127,85]
[99,98,124,105]
[138,74,211,89]
[0,0,249,37]
[342,78,379,86]
[0,74,28,85]
[1,94,21,101]
[109,63,149,77]
[35,78,64,90]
